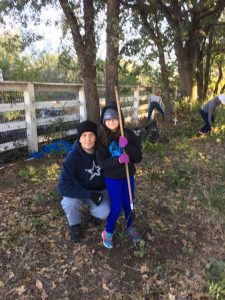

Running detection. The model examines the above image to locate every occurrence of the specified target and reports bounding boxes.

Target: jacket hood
[72,140,80,151]
[100,101,124,126]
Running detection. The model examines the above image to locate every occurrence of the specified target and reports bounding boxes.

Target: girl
[96,101,142,249]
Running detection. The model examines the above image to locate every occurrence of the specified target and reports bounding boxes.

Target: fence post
[79,85,87,122]
[174,86,178,98]
[0,69,3,82]
[24,83,38,153]
[133,85,140,124]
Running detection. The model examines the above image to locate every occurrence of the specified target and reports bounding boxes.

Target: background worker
[199,94,225,135]
[147,91,165,122]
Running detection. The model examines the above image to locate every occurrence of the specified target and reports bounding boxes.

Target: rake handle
[115,87,134,210]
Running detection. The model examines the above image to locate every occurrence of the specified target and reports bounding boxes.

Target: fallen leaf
[168,293,175,300]
[8,271,15,279]
[140,265,149,273]
[91,268,95,274]
[103,282,109,291]
[0,280,4,288]
[16,285,26,296]
[36,279,43,290]
[146,233,154,241]
[142,274,148,280]
[78,286,89,293]
[41,288,48,300]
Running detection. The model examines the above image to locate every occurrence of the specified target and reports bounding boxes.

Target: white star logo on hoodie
[85,161,101,181]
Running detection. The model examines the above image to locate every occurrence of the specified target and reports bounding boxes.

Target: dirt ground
[0,120,225,300]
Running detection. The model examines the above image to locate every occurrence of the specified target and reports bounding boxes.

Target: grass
[1,106,225,299]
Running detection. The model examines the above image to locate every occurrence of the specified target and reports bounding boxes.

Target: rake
[115,86,134,211]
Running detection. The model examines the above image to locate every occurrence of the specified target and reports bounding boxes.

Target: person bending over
[147,91,165,122]
[199,94,225,135]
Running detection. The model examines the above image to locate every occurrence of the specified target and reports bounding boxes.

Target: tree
[196,16,225,99]
[105,0,120,104]
[124,0,173,119]
[1,0,102,122]
[156,0,225,99]
[58,0,100,122]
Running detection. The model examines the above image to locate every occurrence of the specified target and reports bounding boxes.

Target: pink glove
[119,153,130,164]
[119,136,128,148]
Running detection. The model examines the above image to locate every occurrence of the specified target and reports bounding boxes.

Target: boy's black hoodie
[58,140,105,199]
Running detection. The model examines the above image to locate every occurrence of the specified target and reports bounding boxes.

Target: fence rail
[0,82,150,160]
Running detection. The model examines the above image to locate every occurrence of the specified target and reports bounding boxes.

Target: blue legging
[105,176,135,233]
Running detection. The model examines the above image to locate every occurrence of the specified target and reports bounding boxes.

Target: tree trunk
[105,0,120,104]
[158,44,173,119]
[132,2,173,119]
[174,39,195,98]
[59,0,100,123]
[196,41,205,100]
[220,84,225,94]
[214,65,223,95]
[203,27,214,99]
[82,66,100,122]
[178,59,193,98]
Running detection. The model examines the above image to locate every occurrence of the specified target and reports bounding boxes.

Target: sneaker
[101,230,113,249]
[70,224,81,243]
[127,225,141,242]
[198,130,207,136]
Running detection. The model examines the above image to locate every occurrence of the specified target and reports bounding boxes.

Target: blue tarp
[31,139,72,158]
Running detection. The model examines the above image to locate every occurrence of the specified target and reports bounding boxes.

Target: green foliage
[51,207,64,219]
[32,217,44,229]
[148,169,161,181]
[33,190,61,207]
[199,185,225,215]
[134,240,146,258]
[153,264,163,275]
[206,260,225,283]
[174,97,200,117]
[181,246,193,256]
[208,280,225,300]
[206,260,225,300]
[3,111,23,121]
[18,163,61,182]
[0,31,41,81]
[210,109,225,140]
[119,59,141,85]
[47,163,61,181]
[163,164,194,189]
[173,138,204,162]
[142,141,166,158]
[0,31,80,82]
[18,165,45,182]
[33,191,50,206]
[0,29,157,85]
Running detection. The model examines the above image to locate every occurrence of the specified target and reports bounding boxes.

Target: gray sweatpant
[61,189,110,226]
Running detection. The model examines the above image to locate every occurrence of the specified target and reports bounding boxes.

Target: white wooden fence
[0,82,149,154]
